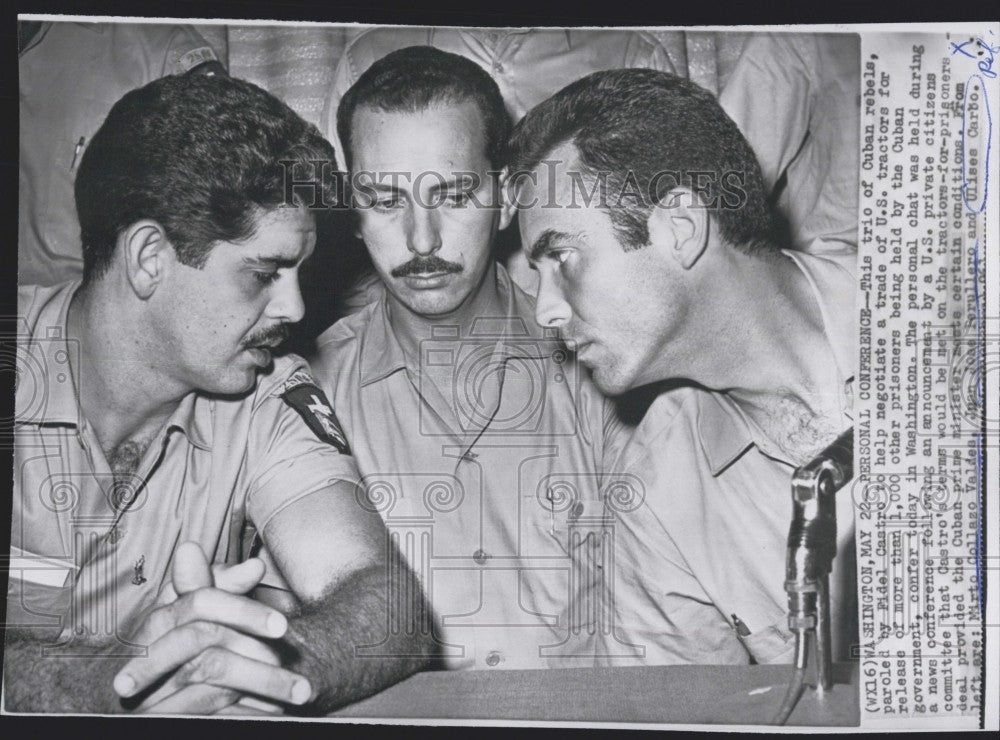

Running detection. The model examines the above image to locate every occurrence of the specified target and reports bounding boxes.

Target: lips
[402,272,453,290]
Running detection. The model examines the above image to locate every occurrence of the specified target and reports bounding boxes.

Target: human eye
[442,190,472,207]
[253,270,281,286]
[549,248,572,267]
[372,195,404,213]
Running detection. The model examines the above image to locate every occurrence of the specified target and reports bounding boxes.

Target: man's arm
[260,479,437,713]
[4,556,307,714]
[3,629,126,713]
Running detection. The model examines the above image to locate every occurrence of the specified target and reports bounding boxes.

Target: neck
[386,262,506,363]
[673,247,836,413]
[67,282,187,453]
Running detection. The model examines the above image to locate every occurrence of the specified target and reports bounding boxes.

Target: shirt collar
[358,263,524,387]
[164,391,213,451]
[17,281,84,426]
[695,392,756,476]
[19,280,212,450]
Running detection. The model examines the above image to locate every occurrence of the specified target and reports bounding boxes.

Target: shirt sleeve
[244,383,361,535]
[718,34,815,191]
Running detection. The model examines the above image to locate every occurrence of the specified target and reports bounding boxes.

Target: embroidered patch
[175,46,219,74]
[281,373,351,455]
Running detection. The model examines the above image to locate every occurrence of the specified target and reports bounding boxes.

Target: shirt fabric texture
[309,265,632,670]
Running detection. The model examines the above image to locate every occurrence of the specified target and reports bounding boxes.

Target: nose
[534,270,571,329]
[406,206,442,256]
[265,272,306,325]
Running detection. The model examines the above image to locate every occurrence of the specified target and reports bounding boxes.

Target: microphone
[774,426,853,724]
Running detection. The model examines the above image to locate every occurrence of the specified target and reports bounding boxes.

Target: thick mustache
[391,255,463,278]
[243,324,289,349]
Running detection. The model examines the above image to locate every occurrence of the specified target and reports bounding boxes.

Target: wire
[773,630,809,725]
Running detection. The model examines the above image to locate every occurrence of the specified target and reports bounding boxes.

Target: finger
[157,559,266,607]
[216,702,282,717]
[182,649,312,706]
[129,625,282,709]
[235,695,285,714]
[126,643,311,707]
[211,558,266,595]
[138,683,240,715]
[172,541,214,595]
[118,619,285,698]
[171,588,288,640]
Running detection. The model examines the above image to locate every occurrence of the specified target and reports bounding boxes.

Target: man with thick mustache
[308,47,633,670]
[6,74,433,713]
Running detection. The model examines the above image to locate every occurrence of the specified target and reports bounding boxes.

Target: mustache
[390,255,463,278]
[242,324,289,349]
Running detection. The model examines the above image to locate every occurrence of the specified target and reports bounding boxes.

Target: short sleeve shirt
[602,249,858,665]
[309,265,633,670]
[8,282,358,643]
[18,22,222,286]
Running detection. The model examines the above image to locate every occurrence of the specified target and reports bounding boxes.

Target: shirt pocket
[525,472,611,557]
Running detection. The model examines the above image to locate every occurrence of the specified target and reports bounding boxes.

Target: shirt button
[485,650,502,666]
[492,62,504,74]
[473,549,490,565]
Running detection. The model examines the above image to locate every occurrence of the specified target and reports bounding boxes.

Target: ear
[647,188,709,271]
[120,220,171,299]
[497,166,516,232]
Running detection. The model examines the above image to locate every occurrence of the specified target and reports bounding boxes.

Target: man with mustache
[308,47,633,670]
[6,74,434,713]
[507,69,857,665]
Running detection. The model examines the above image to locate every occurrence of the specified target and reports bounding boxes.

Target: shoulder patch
[280,371,351,455]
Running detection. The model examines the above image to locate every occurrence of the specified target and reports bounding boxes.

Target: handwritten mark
[950,32,998,79]
[953,33,995,214]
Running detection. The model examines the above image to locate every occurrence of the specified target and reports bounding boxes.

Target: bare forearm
[3,630,127,713]
[280,562,437,714]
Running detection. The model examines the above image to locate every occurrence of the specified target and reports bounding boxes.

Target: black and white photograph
[4,13,997,730]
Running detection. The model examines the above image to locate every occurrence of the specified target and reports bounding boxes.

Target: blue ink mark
[951,31,998,78]
[973,239,984,616]
[960,74,992,214]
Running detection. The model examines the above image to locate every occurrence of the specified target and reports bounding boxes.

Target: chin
[590,364,635,398]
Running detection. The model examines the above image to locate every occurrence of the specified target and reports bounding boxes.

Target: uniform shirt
[322,27,677,168]
[8,282,358,644]
[602,249,857,665]
[719,33,861,255]
[18,22,222,286]
[309,265,632,670]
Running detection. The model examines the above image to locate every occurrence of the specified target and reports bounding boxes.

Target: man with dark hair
[309,47,633,671]
[7,74,434,713]
[509,69,857,664]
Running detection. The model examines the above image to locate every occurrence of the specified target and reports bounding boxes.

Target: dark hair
[336,46,511,171]
[506,69,777,253]
[75,74,338,283]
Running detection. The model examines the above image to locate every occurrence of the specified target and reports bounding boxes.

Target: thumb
[171,541,213,595]
[211,558,266,595]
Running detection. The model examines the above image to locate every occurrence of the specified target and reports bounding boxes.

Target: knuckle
[189,619,223,646]
[191,647,230,683]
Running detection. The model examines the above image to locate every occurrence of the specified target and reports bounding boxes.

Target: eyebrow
[242,255,302,269]
[367,176,469,195]
[528,229,578,264]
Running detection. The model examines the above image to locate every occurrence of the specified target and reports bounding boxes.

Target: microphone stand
[773,427,853,725]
